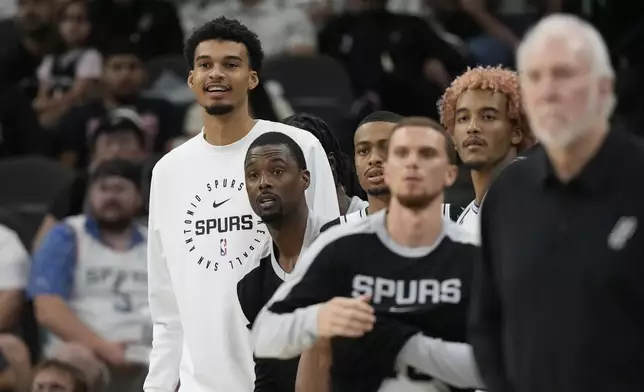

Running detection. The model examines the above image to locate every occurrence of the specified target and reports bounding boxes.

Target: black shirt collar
[537,128,624,192]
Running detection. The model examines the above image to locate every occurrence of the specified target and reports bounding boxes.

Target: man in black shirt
[469,14,644,392]
[252,117,481,392]
[237,132,329,392]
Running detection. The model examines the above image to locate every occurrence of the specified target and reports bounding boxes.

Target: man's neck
[268,206,309,272]
[366,195,389,215]
[545,123,609,182]
[100,226,134,251]
[337,187,351,215]
[386,197,443,248]
[470,151,516,204]
[202,104,256,146]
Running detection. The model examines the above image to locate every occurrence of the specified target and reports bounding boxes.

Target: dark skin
[452,89,524,204]
[354,121,396,214]
[244,144,310,273]
[188,40,259,146]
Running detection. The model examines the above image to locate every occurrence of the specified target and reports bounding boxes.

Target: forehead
[390,126,444,148]
[521,35,590,73]
[456,89,508,113]
[354,121,395,143]
[246,144,296,164]
[93,176,135,188]
[194,39,249,63]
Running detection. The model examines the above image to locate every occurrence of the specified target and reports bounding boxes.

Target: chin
[205,103,235,116]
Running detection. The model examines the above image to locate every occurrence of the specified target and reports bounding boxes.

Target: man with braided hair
[439,66,535,236]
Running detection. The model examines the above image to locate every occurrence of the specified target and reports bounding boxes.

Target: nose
[207,63,226,80]
[466,117,481,134]
[368,147,385,167]
[258,173,273,190]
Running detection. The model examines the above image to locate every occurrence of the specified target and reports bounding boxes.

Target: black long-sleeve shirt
[469,128,644,392]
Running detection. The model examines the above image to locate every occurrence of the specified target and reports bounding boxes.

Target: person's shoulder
[443,219,480,247]
[258,120,320,148]
[320,217,341,233]
[312,216,374,252]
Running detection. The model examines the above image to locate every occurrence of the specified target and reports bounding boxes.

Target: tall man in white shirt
[144,17,338,392]
[438,66,535,235]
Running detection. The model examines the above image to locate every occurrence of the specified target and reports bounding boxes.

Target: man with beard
[28,159,151,392]
[253,117,483,392]
[145,17,337,392]
[237,131,330,391]
[438,66,535,236]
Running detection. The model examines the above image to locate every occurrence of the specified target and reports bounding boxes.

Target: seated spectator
[0,224,29,333]
[33,110,149,251]
[29,159,150,392]
[0,334,31,392]
[55,41,182,169]
[89,0,183,61]
[180,0,317,57]
[319,0,465,119]
[48,343,108,392]
[34,0,102,130]
[0,0,56,100]
[31,359,90,392]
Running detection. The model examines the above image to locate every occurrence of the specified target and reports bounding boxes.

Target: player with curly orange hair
[438,66,535,235]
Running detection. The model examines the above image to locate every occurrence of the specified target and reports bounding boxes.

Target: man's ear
[511,127,524,146]
[302,169,311,191]
[328,152,337,171]
[187,70,194,88]
[444,164,458,188]
[249,71,259,91]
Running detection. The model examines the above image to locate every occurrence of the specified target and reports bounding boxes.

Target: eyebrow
[195,55,244,63]
[455,106,501,113]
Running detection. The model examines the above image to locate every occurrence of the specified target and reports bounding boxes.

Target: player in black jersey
[237,131,329,392]
[252,117,483,392]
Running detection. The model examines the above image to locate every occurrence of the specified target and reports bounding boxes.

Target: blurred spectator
[35,0,102,130]
[429,0,562,67]
[319,0,465,119]
[31,358,90,392]
[0,73,49,158]
[55,41,181,169]
[0,334,31,392]
[180,0,317,58]
[33,110,149,251]
[89,0,184,61]
[48,343,108,391]
[29,159,150,392]
[0,224,29,332]
[0,0,57,100]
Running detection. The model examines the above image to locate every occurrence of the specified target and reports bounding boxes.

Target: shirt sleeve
[397,334,485,389]
[468,191,516,392]
[252,229,347,360]
[143,168,183,392]
[75,49,103,79]
[303,138,340,221]
[27,223,76,299]
[0,225,30,290]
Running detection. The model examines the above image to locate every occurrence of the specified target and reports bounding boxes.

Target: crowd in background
[0,0,643,391]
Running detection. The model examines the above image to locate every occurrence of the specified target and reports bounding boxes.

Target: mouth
[365,168,384,183]
[463,137,486,149]
[256,193,278,209]
[203,84,231,97]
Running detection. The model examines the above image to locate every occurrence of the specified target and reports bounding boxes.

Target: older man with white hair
[469,13,644,392]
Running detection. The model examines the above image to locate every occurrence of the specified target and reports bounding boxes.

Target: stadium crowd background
[0,0,642,391]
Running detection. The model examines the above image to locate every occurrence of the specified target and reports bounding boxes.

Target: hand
[317,296,375,338]
[97,341,129,367]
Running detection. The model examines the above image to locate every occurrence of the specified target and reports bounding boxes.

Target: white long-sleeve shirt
[144,120,339,392]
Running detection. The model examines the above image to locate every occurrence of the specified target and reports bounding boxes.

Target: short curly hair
[438,66,535,151]
[184,17,264,72]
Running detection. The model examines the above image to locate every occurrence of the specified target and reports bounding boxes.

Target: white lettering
[352,274,462,306]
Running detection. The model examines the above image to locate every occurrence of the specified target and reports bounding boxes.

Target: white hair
[517,13,616,118]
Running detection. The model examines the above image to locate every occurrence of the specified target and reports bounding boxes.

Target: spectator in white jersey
[0,224,30,331]
[439,66,536,235]
[28,159,150,392]
[237,131,329,392]
[145,17,338,392]
[252,117,484,392]
[282,113,368,215]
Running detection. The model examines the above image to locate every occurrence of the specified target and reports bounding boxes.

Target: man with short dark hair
[238,131,330,391]
[145,17,338,392]
[252,117,482,392]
